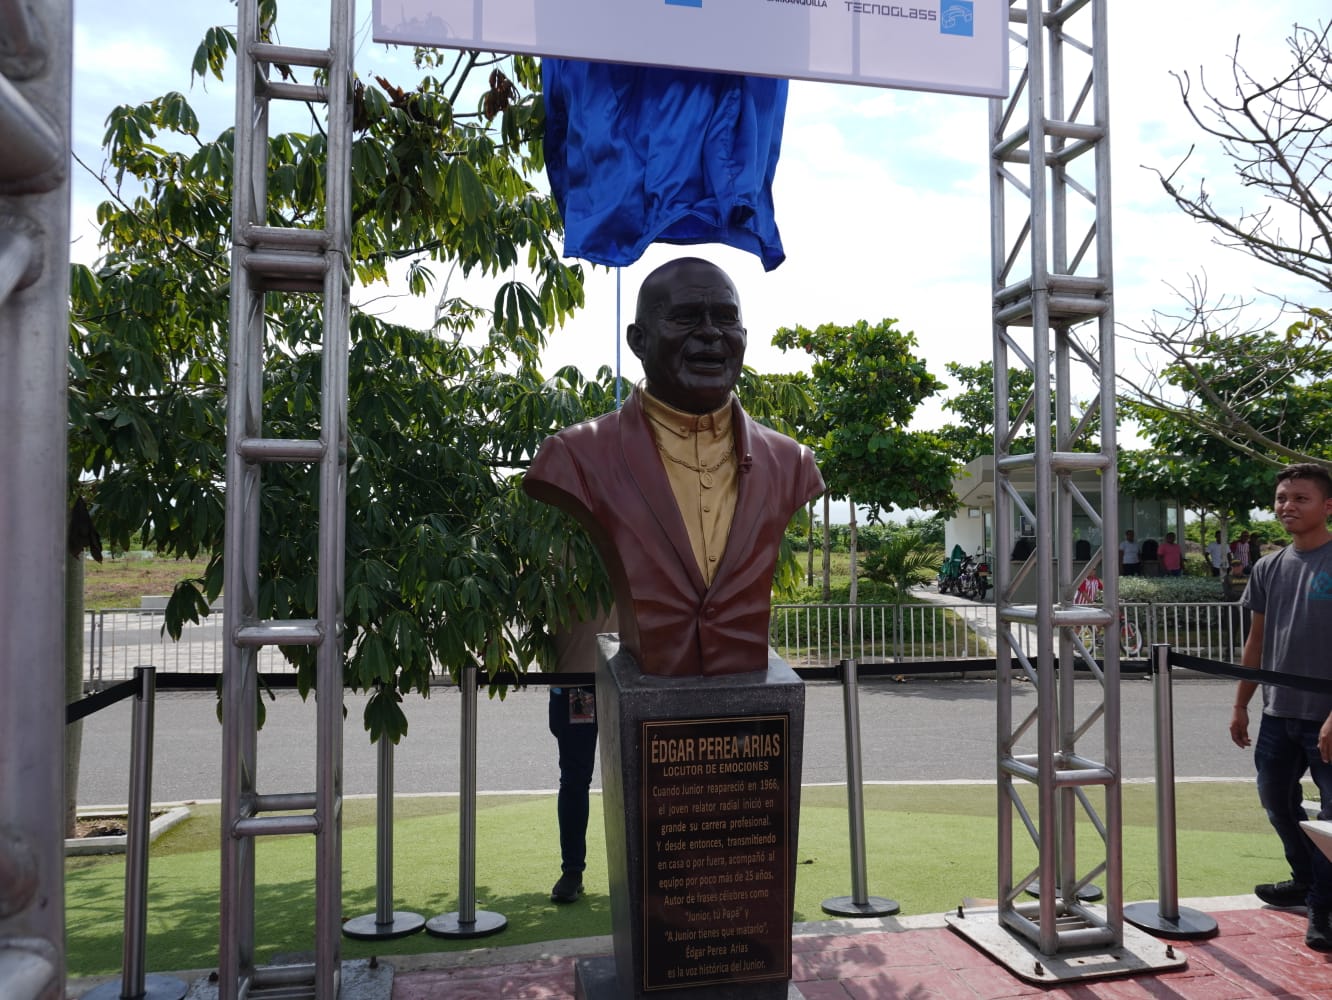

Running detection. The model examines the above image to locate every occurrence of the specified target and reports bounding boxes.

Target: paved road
[74,676,1253,806]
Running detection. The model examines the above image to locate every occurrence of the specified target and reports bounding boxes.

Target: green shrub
[1119,575,1228,604]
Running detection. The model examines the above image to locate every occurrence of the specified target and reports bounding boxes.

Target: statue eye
[664,307,741,330]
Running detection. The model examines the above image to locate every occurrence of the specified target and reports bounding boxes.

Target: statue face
[628,259,747,414]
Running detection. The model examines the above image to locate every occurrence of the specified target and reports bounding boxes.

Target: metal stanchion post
[87,610,96,691]
[822,658,899,917]
[1124,644,1217,939]
[343,728,425,940]
[84,667,187,1000]
[427,660,507,938]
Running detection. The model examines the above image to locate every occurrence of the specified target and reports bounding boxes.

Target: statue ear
[626,323,647,361]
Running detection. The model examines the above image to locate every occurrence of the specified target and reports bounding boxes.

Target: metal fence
[767,600,1249,669]
[769,602,1003,666]
[1121,601,1249,663]
[86,599,1251,686]
[86,609,289,687]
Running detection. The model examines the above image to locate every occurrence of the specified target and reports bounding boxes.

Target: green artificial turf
[66,781,1278,978]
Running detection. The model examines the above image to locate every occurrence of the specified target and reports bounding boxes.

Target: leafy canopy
[772,319,956,518]
[69,13,614,741]
[68,13,823,740]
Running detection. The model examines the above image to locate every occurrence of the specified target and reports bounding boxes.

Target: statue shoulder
[738,412,824,500]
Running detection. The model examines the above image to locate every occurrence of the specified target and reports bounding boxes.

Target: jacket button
[704,606,718,619]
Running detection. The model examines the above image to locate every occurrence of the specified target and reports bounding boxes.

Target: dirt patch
[71,812,166,839]
[73,817,128,838]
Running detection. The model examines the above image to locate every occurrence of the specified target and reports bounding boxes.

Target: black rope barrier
[76,651,1168,712]
[66,676,139,725]
[69,672,311,722]
[851,658,1004,679]
[1168,650,1332,696]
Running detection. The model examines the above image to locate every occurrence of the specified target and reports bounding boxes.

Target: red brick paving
[391,909,1332,999]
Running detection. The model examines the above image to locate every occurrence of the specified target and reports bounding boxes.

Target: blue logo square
[941,1,974,37]
[665,0,703,7]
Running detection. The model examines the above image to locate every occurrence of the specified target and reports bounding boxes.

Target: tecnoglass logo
[940,1,973,36]
[665,0,703,7]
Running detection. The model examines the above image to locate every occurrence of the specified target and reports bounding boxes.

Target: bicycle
[1074,613,1141,657]
[1071,570,1141,656]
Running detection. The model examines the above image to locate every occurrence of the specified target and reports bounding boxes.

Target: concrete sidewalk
[387,898,1332,999]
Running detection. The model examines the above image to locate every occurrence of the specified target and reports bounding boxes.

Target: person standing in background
[547,606,617,903]
[1207,531,1227,577]
[1119,529,1141,576]
[1233,531,1252,576]
[1158,531,1183,577]
[1249,532,1263,574]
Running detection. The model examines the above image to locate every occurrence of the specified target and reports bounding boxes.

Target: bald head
[628,258,747,414]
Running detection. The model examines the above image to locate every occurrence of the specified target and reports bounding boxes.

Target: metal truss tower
[947,1,1179,981]
[218,0,355,997]
[990,0,1122,956]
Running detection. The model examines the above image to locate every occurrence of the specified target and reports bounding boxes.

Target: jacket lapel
[714,400,764,584]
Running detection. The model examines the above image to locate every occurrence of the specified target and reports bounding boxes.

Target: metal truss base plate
[1027,880,1103,902]
[1123,901,1219,940]
[944,906,1186,984]
[183,959,393,1000]
[84,973,188,1000]
[342,910,427,940]
[821,895,900,917]
[425,909,507,939]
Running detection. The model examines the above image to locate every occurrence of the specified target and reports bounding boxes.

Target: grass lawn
[81,554,210,611]
[67,781,1276,978]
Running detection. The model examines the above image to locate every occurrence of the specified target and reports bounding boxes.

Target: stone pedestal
[576,638,804,999]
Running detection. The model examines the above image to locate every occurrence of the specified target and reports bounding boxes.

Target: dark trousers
[1255,713,1332,910]
[549,688,598,874]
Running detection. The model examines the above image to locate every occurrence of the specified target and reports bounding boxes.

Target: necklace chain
[655,439,734,475]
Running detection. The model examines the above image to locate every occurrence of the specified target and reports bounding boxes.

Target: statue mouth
[684,352,729,371]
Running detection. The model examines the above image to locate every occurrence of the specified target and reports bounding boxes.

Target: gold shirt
[640,389,738,587]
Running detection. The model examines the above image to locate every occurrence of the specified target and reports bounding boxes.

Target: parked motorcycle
[937,544,966,595]
[955,551,992,602]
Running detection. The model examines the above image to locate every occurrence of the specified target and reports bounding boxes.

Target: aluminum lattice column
[949,1,1139,977]
[219,0,355,997]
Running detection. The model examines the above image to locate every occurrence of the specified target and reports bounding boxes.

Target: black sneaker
[1255,879,1310,908]
[551,871,584,904]
[1308,910,1332,952]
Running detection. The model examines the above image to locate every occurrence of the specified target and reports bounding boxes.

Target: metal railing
[768,600,1248,669]
[86,609,290,686]
[769,601,1005,665]
[83,599,1251,685]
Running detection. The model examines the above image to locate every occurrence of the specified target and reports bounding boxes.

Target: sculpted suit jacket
[523,389,824,677]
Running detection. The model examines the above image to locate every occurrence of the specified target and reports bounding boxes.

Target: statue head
[627,257,747,414]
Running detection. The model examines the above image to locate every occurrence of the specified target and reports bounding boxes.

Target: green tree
[772,319,956,602]
[1127,21,1332,470]
[939,361,1036,462]
[940,359,1103,462]
[862,529,938,598]
[862,528,939,659]
[68,16,609,742]
[1119,388,1287,559]
[1119,314,1332,472]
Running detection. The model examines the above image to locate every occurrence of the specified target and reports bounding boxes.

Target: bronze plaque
[640,714,790,991]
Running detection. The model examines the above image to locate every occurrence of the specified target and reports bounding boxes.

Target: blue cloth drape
[543,59,788,272]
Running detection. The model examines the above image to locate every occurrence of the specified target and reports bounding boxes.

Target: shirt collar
[639,385,734,442]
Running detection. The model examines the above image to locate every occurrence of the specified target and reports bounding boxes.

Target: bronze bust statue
[524,258,824,677]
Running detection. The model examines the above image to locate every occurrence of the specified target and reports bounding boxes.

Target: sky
[69,1,1326,439]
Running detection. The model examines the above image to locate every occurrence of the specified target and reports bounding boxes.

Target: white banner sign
[372,0,1009,99]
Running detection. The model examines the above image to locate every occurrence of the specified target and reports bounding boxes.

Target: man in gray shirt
[1230,463,1332,950]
